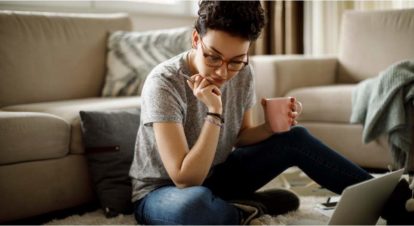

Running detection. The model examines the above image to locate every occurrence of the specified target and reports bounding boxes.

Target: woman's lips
[201,75,226,86]
[213,78,225,84]
[209,77,225,85]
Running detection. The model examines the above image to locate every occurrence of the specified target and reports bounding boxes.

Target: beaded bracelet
[206,112,224,123]
[205,116,223,128]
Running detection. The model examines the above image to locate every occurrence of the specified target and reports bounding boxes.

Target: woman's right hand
[260,98,273,134]
[187,74,222,114]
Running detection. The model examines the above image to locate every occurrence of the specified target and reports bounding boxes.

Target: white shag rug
[44,196,330,225]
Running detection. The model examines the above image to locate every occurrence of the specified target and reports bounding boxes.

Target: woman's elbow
[171,175,204,189]
[234,138,248,148]
[174,182,194,189]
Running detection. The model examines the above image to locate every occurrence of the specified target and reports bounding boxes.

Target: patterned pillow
[102,27,192,97]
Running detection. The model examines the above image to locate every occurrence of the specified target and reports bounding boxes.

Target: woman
[129,1,372,224]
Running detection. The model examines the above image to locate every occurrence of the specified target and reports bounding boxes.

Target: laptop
[319,169,404,225]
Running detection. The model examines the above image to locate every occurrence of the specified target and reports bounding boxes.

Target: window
[0,0,198,17]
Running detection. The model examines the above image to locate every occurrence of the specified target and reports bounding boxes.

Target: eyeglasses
[199,37,249,71]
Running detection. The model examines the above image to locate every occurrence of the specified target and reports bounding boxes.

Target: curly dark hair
[195,0,266,41]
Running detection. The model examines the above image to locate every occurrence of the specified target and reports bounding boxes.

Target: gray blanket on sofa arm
[350,60,414,171]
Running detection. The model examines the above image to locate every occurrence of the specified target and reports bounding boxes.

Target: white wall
[128,13,195,31]
[304,0,414,56]
[0,0,197,31]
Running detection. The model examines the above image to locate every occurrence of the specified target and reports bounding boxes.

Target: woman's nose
[215,63,228,79]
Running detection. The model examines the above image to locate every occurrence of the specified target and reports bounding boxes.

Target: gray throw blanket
[350,60,414,171]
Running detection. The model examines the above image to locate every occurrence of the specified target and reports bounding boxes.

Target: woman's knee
[138,186,240,224]
[172,186,240,224]
[175,186,215,209]
[268,126,310,142]
[289,125,309,136]
[144,186,213,212]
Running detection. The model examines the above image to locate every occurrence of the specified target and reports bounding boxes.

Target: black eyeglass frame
[198,37,249,72]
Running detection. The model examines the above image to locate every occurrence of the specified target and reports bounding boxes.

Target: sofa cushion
[0,111,70,165]
[0,154,95,222]
[286,84,355,123]
[101,27,192,97]
[79,108,140,217]
[338,9,414,83]
[1,97,141,154]
[0,11,132,107]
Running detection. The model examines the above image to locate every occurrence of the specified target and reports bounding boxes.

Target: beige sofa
[1,8,413,223]
[250,8,414,171]
[0,11,139,222]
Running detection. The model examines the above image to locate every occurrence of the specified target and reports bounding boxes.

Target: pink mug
[265,97,303,133]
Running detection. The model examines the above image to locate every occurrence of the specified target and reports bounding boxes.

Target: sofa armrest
[0,111,70,165]
[250,55,338,124]
[250,55,338,97]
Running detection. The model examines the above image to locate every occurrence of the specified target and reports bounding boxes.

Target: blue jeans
[134,126,372,224]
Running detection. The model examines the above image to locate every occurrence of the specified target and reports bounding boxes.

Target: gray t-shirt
[129,51,256,202]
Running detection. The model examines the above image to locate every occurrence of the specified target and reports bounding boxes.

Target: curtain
[251,0,304,55]
[304,0,414,56]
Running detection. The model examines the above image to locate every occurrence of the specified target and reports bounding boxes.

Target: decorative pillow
[102,27,192,97]
[79,108,141,218]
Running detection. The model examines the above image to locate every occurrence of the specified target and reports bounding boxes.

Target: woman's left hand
[260,98,273,133]
[260,97,300,134]
[288,97,300,126]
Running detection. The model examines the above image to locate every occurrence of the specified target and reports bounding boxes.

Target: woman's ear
[191,29,199,49]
